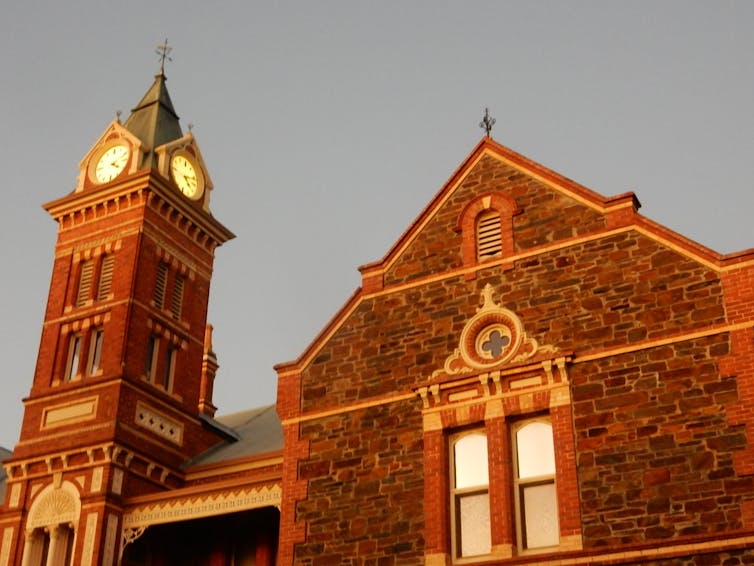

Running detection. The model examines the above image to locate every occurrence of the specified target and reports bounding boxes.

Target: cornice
[4,441,182,489]
[44,170,234,250]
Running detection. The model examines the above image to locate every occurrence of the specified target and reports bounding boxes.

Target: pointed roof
[123,72,183,167]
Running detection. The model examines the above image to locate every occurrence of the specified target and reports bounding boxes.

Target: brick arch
[455,193,521,270]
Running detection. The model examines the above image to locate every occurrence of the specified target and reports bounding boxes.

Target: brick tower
[0,69,233,565]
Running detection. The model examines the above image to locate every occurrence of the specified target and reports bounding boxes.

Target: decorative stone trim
[26,481,81,531]
[145,318,188,350]
[134,402,184,445]
[155,245,196,280]
[60,313,111,335]
[0,527,13,566]
[41,396,98,430]
[433,284,557,379]
[122,484,281,529]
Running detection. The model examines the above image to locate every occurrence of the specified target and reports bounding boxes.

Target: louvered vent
[96,254,115,301]
[76,261,94,306]
[476,211,502,259]
[154,263,169,309]
[171,274,185,320]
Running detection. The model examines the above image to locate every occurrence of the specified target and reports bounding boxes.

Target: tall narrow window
[145,336,160,381]
[163,345,177,390]
[75,260,95,306]
[64,335,82,381]
[170,274,185,320]
[153,263,169,309]
[513,420,559,551]
[87,328,104,375]
[476,210,502,260]
[96,254,115,301]
[451,431,491,558]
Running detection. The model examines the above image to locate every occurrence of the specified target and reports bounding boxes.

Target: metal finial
[156,39,173,74]
[116,110,122,123]
[479,108,496,138]
[188,122,194,133]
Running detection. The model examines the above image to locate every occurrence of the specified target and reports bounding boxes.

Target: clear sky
[0,1,752,449]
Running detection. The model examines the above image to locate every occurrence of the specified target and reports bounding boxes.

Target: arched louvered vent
[476,210,502,259]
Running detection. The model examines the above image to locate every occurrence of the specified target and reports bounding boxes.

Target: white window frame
[450,430,491,560]
[512,418,559,553]
[145,336,160,382]
[87,328,104,375]
[162,345,177,391]
[64,334,82,382]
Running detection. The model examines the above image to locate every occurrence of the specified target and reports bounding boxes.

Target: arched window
[450,431,491,558]
[513,420,559,550]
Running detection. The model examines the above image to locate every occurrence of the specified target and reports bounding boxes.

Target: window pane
[459,493,491,557]
[89,329,104,374]
[163,346,176,389]
[516,422,555,479]
[65,336,82,381]
[146,336,159,380]
[454,433,489,488]
[523,482,559,548]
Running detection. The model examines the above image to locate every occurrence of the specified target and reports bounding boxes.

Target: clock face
[170,155,202,199]
[95,144,130,183]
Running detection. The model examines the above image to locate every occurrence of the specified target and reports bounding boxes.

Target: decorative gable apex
[75,120,144,192]
[155,132,214,212]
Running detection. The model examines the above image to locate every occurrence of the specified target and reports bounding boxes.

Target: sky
[0,1,752,450]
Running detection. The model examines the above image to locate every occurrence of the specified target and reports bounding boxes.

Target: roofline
[275,137,754,376]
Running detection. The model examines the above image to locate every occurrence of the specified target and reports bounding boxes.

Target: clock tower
[0,69,234,565]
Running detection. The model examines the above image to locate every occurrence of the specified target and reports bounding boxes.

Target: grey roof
[187,405,283,467]
[123,73,183,167]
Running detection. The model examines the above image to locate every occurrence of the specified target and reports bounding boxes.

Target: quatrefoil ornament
[435,284,554,378]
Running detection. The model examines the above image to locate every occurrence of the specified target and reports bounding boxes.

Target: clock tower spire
[0,67,234,565]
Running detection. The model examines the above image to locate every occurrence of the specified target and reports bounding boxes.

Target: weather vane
[479,108,496,138]
[156,39,173,74]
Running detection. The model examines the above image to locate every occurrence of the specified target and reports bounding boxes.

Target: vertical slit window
[451,431,491,558]
[76,260,95,306]
[87,328,104,375]
[146,336,160,382]
[64,335,82,381]
[163,345,177,390]
[153,263,169,309]
[514,420,559,551]
[96,254,115,301]
[171,274,185,320]
[476,210,502,260]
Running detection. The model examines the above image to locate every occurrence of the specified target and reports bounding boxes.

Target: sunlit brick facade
[2,71,754,565]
